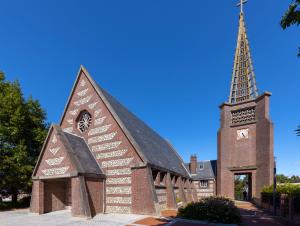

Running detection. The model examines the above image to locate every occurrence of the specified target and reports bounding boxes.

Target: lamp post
[273,157,277,216]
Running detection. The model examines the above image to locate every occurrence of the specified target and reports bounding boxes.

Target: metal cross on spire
[237,0,248,13]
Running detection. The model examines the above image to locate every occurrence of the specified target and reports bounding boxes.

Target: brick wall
[85,178,104,216]
[59,70,145,214]
[217,93,274,201]
[44,180,67,213]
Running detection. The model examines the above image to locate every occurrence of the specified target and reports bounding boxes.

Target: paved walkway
[236,201,300,226]
[0,209,145,226]
[127,210,236,226]
[3,203,298,226]
[0,209,235,226]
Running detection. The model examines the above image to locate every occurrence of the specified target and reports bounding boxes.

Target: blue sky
[0,0,299,176]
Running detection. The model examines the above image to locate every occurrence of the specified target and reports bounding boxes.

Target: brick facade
[217,93,274,202]
[30,66,194,218]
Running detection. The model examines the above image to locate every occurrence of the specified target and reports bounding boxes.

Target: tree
[0,72,48,205]
[281,0,300,57]
[290,175,300,183]
[276,174,300,184]
[276,174,290,183]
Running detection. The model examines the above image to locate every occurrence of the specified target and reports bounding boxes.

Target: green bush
[177,196,241,224]
[262,183,300,196]
[261,183,300,206]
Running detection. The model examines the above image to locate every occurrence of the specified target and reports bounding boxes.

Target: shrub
[177,196,241,224]
[261,183,300,207]
[262,183,300,195]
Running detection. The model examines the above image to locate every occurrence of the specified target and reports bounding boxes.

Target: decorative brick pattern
[80,79,86,87]
[88,124,111,136]
[231,107,256,125]
[94,117,106,126]
[45,157,64,166]
[94,109,102,117]
[106,206,131,214]
[74,95,92,106]
[106,177,131,185]
[106,197,131,204]
[67,119,73,125]
[69,109,79,116]
[96,149,127,160]
[52,135,57,144]
[106,186,131,195]
[91,141,122,152]
[87,132,117,145]
[76,88,89,97]
[101,158,133,168]
[106,168,131,176]
[41,166,69,176]
[49,147,60,155]
[88,102,98,109]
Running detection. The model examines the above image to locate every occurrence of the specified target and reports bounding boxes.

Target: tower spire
[229,2,258,104]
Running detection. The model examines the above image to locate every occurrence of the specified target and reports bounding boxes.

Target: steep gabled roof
[75,66,190,178]
[63,131,103,176]
[100,88,190,177]
[185,160,217,180]
[33,125,103,178]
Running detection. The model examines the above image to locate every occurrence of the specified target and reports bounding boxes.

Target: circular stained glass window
[77,111,92,133]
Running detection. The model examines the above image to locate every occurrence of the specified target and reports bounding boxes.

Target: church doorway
[234,173,252,201]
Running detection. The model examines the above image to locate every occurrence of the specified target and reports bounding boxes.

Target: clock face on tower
[237,128,249,140]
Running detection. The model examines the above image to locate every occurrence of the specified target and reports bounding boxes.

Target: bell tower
[217,1,274,203]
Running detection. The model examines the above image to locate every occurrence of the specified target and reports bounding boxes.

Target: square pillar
[71,176,92,218]
[30,180,45,214]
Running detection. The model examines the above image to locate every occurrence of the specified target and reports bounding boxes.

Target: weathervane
[237,0,248,13]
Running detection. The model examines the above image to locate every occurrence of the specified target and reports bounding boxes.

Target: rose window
[77,111,92,133]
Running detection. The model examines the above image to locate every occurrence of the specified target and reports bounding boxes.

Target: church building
[30,2,274,218]
[30,66,199,218]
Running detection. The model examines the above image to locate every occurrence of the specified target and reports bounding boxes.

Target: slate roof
[185,160,217,180]
[33,124,103,178]
[63,131,103,176]
[97,86,190,178]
